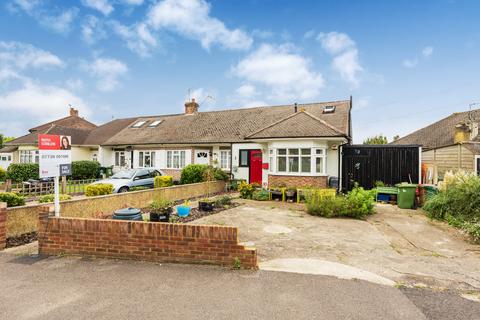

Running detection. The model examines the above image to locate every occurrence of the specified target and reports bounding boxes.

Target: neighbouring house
[0,146,14,170]
[3,99,353,188]
[392,108,480,183]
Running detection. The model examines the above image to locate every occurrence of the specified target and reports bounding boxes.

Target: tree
[363,135,388,145]
[0,134,15,148]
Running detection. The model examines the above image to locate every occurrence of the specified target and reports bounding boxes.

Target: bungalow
[3,99,353,188]
[392,108,480,183]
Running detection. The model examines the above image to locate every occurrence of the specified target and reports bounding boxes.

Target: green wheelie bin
[395,183,418,209]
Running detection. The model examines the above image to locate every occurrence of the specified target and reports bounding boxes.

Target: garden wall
[38,212,257,269]
[268,175,327,188]
[0,203,6,249]
[5,181,225,238]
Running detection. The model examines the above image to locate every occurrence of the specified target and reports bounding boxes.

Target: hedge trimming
[71,161,101,180]
[0,192,25,207]
[6,163,39,182]
[154,176,173,188]
[38,194,72,203]
[85,183,114,197]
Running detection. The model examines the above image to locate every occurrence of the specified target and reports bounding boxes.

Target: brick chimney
[185,98,199,115]
[70,107,79,117]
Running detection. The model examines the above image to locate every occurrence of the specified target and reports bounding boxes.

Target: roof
[391,109,480,150]
[246,110,345,139]
[83,118,137,145]
[6,125,93,146]
[102,100,351,145]
[0,146,17,153]
[29,115,97,133]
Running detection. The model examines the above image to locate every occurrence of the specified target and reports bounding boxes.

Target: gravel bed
[6,232,37,248]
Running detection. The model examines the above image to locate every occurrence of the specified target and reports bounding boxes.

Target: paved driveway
[191,200,480,295]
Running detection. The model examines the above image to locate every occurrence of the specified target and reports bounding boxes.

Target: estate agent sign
[38,134,72,178]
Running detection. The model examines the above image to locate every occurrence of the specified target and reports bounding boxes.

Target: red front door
[249,150,262,184]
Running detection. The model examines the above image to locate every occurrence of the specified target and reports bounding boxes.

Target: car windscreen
[111,169,136,179]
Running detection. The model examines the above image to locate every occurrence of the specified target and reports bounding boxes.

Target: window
[220,150,231,170]
[134,169,150,180]
[167,150,186,169]
[115,151,126,167]
[148,120,162,127]
[239,150,249,167]
[270,147,326,175]
[92,153,98,162]
[132,120,146,128]
[315,148,326,174]
[19,150,39,164]
[139,151,155,167]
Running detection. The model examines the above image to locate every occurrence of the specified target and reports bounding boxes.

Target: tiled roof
[102,100,351,145]
[0,146,17,153]
[391,109,480,150]
[29,115,96,133]
[83,118,137,145]
[6,125,93,146]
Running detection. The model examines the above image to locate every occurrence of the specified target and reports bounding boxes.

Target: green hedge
[180,164,229,185]
[0,167,6,181]
[154,176,173,188]
[0,192,25,207]
[38,194,72,203]
[71,161,101,180]
[85,183,114,197]
[6,163,39,182]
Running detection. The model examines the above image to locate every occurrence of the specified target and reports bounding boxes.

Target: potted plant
[198,198,215,211]
[177,200,191,217]
[269,184,285,200]
[150,199,173,222]
[285,187,297,202]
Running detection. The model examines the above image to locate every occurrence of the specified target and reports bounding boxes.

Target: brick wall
[38,214,257,269]
[161,169,182,181]
[268,175,328,188]
[0,202,6,250]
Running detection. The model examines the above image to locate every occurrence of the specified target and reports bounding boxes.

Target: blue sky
[0,0,479,143]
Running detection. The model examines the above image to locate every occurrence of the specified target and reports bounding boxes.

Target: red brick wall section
[38,216,257,269]
[0,202,6,250]
[268,175,328,188]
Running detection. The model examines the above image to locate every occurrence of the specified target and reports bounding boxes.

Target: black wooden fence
[340,145,420,191]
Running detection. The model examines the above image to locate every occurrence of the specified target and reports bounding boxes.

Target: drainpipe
[229,143,233,180]
[338,142,349,194]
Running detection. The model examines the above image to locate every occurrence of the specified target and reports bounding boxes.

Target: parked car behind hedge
[89,168,163,193]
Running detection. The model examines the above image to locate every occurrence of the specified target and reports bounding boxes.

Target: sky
[0,0,479,143]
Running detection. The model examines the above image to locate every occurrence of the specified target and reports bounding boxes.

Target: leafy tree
[0,134,15,148]
[363,135,388,145]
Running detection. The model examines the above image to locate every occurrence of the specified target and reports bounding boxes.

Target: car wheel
[118,187,129,193]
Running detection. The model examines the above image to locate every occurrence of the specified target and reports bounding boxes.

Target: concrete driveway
[191,200,480,295]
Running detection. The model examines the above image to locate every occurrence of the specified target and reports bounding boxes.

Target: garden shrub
[0,192,25,207]
[154,176,173,188]
[0,167,6,181]
[253,189,270,201]
[6,163,39,182]
[215,195,233,207]
[238,181,255,199]
[85,183,114,197]
[180,164,229,184]
[71,161,100,180]
[38,194,72,203]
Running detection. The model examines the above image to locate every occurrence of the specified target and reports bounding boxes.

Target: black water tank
[113,208,143,221]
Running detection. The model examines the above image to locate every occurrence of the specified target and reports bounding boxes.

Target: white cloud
[147,0,252,51]
[235,84,256,98]
[8,1,78,34]
[0,41,64,70]
[82,0,114,16]
[86,58,128,92]
[82,15,107,44]
[66,78,84,91]
[231,43,324,101]
[110,21,158,57]
[318,31,362,86]
[317,31,355,54]
[403,58,418,68]
[0,81,91,121]
[422,46,434,58]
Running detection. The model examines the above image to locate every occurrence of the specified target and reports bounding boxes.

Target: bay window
[220,150,231,170]
[270,147,326,175]
[167,150,186,169]
[139,151,155,167]
[20,150,39,164]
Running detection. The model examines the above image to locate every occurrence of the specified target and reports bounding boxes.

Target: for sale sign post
[38,134,72,178]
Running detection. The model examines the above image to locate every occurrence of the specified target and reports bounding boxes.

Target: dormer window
[132,120,146,128]
[323,106,335,114]
[148,120,162,128]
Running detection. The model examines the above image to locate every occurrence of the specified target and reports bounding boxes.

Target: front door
[476,155,480,176]
[249,150,262,184]
[195,149,210,165]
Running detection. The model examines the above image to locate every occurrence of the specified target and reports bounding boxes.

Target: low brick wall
[5,181,225,237]
[38,214,257,269]
[0,203,6,249]
[268,175,328,188]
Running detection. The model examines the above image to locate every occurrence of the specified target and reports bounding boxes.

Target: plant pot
[286,191,296,197]
[150,212,160,222]
[150,207,173,222]
[199,201,214,212]
[177,205,191,217]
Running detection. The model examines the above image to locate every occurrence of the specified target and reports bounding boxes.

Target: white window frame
[220,150,231,170]
[114,151,126,167]
[166,150,186,169]
[269,147,327,176]
[19,150,39,164]
[138,151,156,168]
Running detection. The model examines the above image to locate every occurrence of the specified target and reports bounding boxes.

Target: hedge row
[180,164,229,185]
[154,176,173,188]
[85,183,114,197]
[0,192,25,207]
[5,161,101,182]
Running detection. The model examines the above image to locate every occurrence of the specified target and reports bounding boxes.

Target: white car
[91,168,164,193]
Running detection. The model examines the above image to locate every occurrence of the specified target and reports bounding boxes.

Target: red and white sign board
[38,134,72,178]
